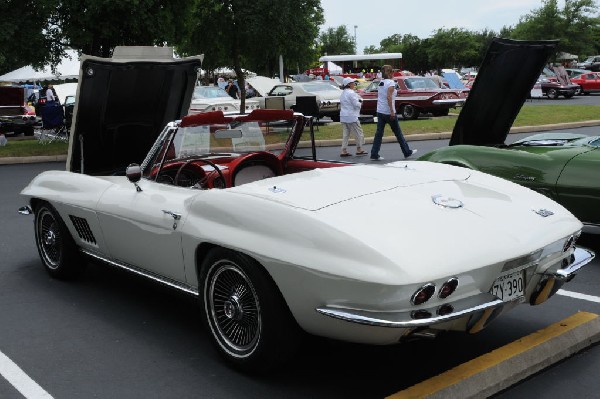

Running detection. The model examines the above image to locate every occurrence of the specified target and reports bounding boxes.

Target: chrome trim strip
[432,99,467,105]
[80,249,199,296]
[552,246,595,280]
[316,292,504,328]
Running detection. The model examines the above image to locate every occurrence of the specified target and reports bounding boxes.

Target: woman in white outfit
[339,77,366,157]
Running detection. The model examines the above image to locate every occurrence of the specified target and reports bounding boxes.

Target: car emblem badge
[269,186,286,194]
[533,208,554,217]
[432,195,463,209]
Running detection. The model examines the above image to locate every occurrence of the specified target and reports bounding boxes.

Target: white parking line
[0,350,53,399]
[557,289,600,304]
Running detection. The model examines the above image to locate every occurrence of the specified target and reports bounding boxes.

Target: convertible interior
[141,109,349,189]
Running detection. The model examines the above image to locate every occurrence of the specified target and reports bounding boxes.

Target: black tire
[23,126,34,136]
[330,114,340,122]
[34,202,84,279]
[199,247,300,372]
[547,88,559,99]
[400,104,420,120]
[564,93,574,99]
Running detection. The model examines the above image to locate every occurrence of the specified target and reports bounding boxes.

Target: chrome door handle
[162,210,182,220]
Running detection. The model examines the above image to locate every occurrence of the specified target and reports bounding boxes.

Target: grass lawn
[0,139,68,158]
[314,104,600,140]
[1,104,598,158]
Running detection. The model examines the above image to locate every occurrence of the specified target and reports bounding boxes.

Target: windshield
[302,83,341,93]
[404,77,440,90]
[193,86,231,99]
[142,119,293,179]
[174,122,267,157]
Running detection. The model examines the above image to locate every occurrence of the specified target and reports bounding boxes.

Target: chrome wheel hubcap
[207,262,261,357]
[37,209,61,269]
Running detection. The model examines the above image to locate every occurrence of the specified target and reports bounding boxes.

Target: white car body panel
[21,159,584,343]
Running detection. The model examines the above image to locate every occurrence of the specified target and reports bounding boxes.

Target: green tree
[426,28,479,70]
[51,0,192,58]
[363,45,380,54]
[0,0,60,75]
[510,0,599,58]
[178,0,323,108]
[318,25,355,56]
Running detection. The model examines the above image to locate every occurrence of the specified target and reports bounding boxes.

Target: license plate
[490,270,525,301]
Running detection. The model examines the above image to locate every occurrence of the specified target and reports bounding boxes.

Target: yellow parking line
[388,312,599,399]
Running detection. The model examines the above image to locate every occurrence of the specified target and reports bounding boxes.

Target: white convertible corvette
[20,46,594,372]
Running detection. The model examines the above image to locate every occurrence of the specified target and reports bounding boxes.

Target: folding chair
[38,104,67,144]
[294,96,320,131]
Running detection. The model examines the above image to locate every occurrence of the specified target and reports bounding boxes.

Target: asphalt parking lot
[1,124,598,398]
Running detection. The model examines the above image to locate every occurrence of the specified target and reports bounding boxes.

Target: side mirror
[126,164,142,192]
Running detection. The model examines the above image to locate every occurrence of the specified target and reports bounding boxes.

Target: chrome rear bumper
[316,292,504,328]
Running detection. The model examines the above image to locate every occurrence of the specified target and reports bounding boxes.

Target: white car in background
[189,85,260,115]
[247,76,342,121]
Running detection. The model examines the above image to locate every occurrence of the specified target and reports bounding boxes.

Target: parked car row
[577,55,600,71]
[358,76,468,119]
[246,74,469,121]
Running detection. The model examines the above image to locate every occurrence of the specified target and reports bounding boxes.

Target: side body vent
[69,215,97,244]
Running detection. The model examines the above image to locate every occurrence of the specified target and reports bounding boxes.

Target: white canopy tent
[0,49,80,83]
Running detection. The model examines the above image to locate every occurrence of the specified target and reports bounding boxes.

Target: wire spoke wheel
[36,208,63,269]
[206,261,261,357]
[33,203,83,279]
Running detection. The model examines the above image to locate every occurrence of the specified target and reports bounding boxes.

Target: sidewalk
[2,120,600,165]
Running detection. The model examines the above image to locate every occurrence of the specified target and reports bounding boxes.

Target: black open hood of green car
[67,47,203,174]
[450,38,558,146]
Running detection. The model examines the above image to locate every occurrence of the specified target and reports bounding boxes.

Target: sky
[320,0,564,54]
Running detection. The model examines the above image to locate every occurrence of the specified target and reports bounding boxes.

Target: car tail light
[411,283,435,305]
[438,278,459,299]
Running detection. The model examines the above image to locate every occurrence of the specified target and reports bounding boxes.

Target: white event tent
[0,49,80,83]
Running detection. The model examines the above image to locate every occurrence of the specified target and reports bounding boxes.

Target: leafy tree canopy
[510,0,600,57]
[178,0,323,78]
[318,25,356,56]
[0,0,59,75]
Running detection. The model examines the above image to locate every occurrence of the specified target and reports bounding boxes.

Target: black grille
[69,215,97,244]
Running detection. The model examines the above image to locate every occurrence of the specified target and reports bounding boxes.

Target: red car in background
[570,72,600,95]
[358,76,468,120]
[0,86,37,136]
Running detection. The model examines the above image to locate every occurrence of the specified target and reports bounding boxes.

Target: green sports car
[419,133,600,232]
[418,38,600,233]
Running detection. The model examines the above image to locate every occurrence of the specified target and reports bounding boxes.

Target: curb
[2,120,600,165]
[387,312,600,399]
[0,155,67,165]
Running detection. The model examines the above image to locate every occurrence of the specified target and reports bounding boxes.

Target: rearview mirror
[215,129,242,139]
[126,163,143,192]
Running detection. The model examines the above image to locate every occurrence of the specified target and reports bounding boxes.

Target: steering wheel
[174,159,226,189]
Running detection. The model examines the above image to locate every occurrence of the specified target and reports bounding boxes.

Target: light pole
[354,25,358,53]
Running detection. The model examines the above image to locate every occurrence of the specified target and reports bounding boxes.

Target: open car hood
[67,46,203,174]
[246,76,281,97]
[450,38,558,146]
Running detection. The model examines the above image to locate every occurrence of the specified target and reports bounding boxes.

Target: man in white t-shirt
[370,65,416,161]
[46,84,56,104]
